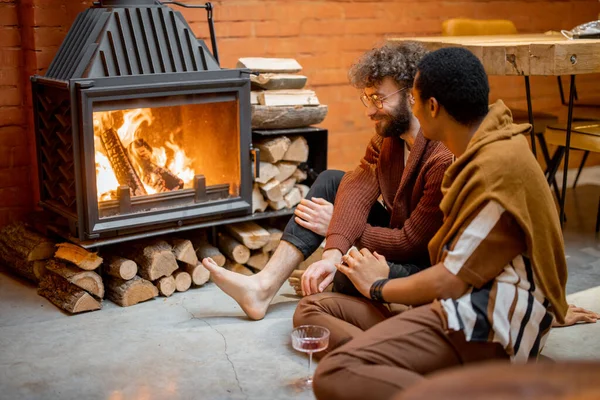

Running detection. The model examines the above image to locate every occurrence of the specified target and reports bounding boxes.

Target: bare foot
[202,257,276,320]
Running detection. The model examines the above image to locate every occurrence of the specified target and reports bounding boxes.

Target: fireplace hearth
[32,0,256,244]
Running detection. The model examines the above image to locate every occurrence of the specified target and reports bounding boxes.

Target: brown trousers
[293,293,509,400]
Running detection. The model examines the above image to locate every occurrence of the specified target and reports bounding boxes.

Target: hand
[552,304,600,327]
[301,258,337,296]
[294,197,333,236]
[336,248,389,298]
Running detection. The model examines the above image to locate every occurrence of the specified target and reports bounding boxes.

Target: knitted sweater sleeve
[324,135,383,255]
[358,155,448,261]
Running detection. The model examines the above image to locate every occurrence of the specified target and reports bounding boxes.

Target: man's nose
[365,104,378,118]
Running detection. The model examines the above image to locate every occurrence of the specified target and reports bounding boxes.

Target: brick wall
[1,0,599,225]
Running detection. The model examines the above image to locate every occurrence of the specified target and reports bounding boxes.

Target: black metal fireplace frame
[33,69,253,242]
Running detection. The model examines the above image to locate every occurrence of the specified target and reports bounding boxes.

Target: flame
[166,140,195,187]
[93,107,196,201]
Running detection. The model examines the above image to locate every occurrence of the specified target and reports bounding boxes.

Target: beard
[375,99,411,138]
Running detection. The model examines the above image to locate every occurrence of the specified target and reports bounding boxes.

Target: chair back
[442,18,518,36]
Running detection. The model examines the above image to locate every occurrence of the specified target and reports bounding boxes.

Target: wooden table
[388,34,600,225]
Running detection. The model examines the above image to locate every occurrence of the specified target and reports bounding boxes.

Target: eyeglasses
[360,86,409,109]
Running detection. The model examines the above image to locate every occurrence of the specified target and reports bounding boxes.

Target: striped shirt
[439,200,554,363]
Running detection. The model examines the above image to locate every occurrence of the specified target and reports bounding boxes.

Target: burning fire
[93,108,196,201]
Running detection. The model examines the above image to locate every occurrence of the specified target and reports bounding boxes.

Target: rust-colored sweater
[325,132,453,265]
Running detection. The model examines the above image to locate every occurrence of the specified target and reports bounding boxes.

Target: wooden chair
[544,122,600,231]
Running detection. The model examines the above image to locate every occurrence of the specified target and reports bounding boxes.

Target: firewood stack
[253,134,311,213]
[237,57,328,130]
[213,221,283,277]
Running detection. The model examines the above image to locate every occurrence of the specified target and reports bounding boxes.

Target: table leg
[524,76,536,157]
[559,75,576,226]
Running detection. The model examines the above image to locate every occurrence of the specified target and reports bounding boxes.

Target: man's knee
[293,294,328,327]
[312,353,351,400]
[313,169,345,188]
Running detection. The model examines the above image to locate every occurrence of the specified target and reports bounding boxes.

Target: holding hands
[336,249,390,299]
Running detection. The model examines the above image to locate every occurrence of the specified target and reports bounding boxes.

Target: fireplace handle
[250,146,260,179]
[161,1,220,66]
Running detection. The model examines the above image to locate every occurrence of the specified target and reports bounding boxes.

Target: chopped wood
[237,57,302,73]
[55,243,103,271]
[128,139,184,193]
[224,260,254,276]
[295,184,310,199]
[292,168,308,183]
[255,136,291,163]
[99,127,146,196]
[252,184,269,213]
[268,198,287,211]
[257,90,319,107]
[45,259,104,298]
[225,221,270,250]
[280,177,297,196]
[283,136,309,163]
[255,162,280,184]
[156,275,176,297]
[259,179,283,202]
[38,272,102,313]
[0,240,46,283]
[170,238,198,266]
[250,73,307,90]
[285,187,303,208]
[262,227,283,253]
[127,239,178,281]
[173,270,192,292]
[246,251,269,271]
[275,161,298,182]
[251,91,261,105]
[251,105,328,130]
[184,262,210,286]
[0,222,55,262]
[217,232,250,264]
[106,276,158,307]
[194,241,226,267]
[103,255,138,280]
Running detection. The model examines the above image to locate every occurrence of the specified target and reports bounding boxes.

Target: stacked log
[252,134,311,213]
[40,243,105,314]
[237,57,328,129]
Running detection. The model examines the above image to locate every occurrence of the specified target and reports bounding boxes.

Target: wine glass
[291,325,330,389]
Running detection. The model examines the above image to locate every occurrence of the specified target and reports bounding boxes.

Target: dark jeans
[281,170,426,297]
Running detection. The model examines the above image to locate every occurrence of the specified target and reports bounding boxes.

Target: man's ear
[429,97,440,118]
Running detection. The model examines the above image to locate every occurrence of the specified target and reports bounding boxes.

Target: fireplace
[31,0,256,243]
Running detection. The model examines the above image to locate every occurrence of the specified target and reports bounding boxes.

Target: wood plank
[251,105,328,129]
[251,73,307,90]
[237,57,302,73]
[257,90,320,107]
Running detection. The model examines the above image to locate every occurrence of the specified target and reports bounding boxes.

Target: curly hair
[416,47,489,125]
[348,41,429,89]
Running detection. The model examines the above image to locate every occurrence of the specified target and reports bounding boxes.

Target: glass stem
[308,351,313,382]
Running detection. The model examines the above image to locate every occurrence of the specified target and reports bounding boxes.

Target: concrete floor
[1,181,600,400]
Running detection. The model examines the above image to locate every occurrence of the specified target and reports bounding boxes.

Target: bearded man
[201,42,453,321]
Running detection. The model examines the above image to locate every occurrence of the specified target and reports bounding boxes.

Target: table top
[388,34,600,76]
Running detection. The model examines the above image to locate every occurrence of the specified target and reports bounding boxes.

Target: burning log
[128,139,184,192]
[45,259,105,298]
[99,127,146,196]
[106,276,158,307]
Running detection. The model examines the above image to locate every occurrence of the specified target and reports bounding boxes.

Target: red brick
[300,19,346,36]
[31,4,70,27]
[344,3,381,19]
[213,4,274,22]
[0,207,33,229]
[0,49,21,67]
[218,37,269,67]
[0,107,24,126]
[0,166,30,188]
[0,86,21,107]
[0,68,20,86]
[255,21,300,37]
[0,126,27,147]
[0,27,20,48]
[0,4,18,26]
[304,68,348,86]
[0,186,34,208]
[270,3,344,21]
[32,27,68,48]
